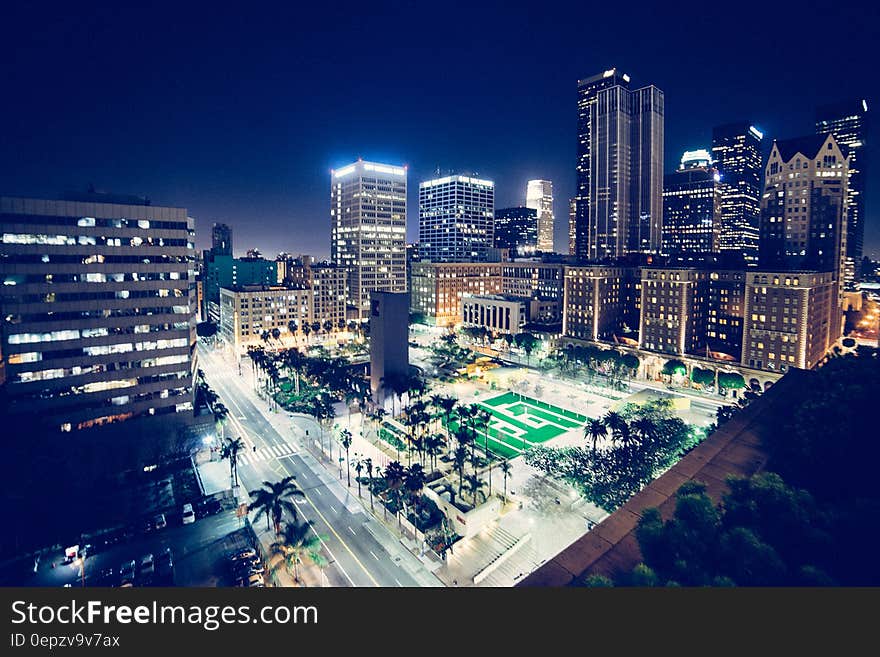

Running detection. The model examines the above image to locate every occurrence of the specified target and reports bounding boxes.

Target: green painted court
[446,392,588,459]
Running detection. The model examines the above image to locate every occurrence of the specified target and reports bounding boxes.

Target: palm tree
[322,319,334,335]
[632,417,657,447]
[353,457,364,497]
[453,445,468,497]
[404,463,426,525]
[302,322,311,345]
[464,473,487,506]
[220,436,245,488]
[213,402,229,441]
[603,410,625,444]
[270,520,326,583]
[585,418,607,456]
[249,476,305,535]
[425,433,446,472]
[499,460,512,503]
[383,461,407,528]
[364,457,375,511]
[340,429,353,486]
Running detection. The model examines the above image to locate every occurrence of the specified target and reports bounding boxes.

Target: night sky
[2,1,879,258]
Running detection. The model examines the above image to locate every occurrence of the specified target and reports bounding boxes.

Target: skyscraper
[574,69,664,260]
[712,122,763,263]
[494,206,538,255]
[662,149,722,256]
[816,99,869,285]
[759,133,849,284]
[211,222,233,256]
[526,180,554,252]
[0,194,197,432]
[331,160,407,319]
[419,174,494,262]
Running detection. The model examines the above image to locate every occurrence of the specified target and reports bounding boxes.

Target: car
[119,560,136,585]
[94,567,115,587]
[139,554,155,580]
[237,573,264,587]
[229,548,257,562]
[153,513,167,530]
[157,549,174,581]
[233,560,264,576]
[197,499,223,518]
[181,503,195,525]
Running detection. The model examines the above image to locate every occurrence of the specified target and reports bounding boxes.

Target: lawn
[446,392,588,459]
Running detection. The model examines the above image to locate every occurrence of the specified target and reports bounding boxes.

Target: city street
[198,345,442,587]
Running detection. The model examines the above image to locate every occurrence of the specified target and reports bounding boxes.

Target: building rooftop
[775,134,838,161]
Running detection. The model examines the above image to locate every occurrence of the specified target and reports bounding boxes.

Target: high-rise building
[712,122,763,263]
[707,269,746,361]
[759,133,849,285]
[0,194,197,433]
[662,149,722,256]
[568,199,577,256]
[331,160,407,319]
[219,284,312,356]
[526,180,554,252]
[211,222,233,256]
[816,99,869,285]
[419,174,494,262]
[369,291,409,402]
[574,69,664,260]
[494,207,538,255]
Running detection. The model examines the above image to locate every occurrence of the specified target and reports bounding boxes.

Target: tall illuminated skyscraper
[526,180,554,252]
[574,68,664,260]
[712,122,763,263]
[330,160,407,319]
[816,99,869,286]
[662,149,722,256]
[419,174,494,262]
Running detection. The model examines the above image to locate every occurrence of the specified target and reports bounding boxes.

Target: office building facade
[759,134,849,287]
[742,270,839,372]
[219,285,311,356]
[816,99,869,285]
[331,160,407,319]
[526,180,554,252]
[712,123,763,262]
[203,254,278,322]
[562,265,639,342]
[409,261,503,327]
[639,268,710,356]
[0,195,197,432]
[494,206,538,255]
[574,69,664,259]
[419,174,494,262]
[662,150,722,256]
[211,222,233,256]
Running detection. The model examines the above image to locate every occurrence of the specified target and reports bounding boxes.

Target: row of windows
[0,214,188,231]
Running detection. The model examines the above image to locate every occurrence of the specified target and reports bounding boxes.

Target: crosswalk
[236,444,297,467]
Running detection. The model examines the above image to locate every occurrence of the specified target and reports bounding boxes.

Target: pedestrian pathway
[237,444,298,467]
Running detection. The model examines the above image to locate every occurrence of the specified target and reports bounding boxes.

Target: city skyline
[1,3,876,260]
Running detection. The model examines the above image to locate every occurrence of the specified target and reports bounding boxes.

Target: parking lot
[16,506,260,588]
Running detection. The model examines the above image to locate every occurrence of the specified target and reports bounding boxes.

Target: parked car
[181,503,195,525]
[197,499,223,518]
[139,554,155,580]
[157,548,173,581]
[119,560,136,586]
[229,548,257,562]
[153,513,167,530]
[237,573,264,587]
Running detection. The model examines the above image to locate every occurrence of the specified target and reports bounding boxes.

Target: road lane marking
[347,526,356,536]
[330,505,338,514]
[394,578,403,587]
[369,550,380,561]
[205,361,380,587]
